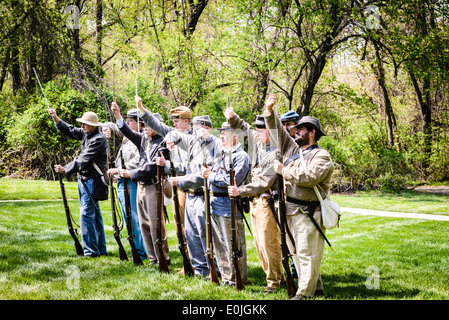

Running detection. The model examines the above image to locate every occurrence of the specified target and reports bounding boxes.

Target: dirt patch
[413,186,449,195]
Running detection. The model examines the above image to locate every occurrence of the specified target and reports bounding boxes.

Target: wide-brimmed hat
[293,116,326,137]
[76,112,102,127]
[169,106,192,119]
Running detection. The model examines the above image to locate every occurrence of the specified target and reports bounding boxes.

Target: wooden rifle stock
[156,165,170,273]
[120,151,143,266]
[204,165,220,285]
[201,137,220,285]
[277,172,297,298]
[170,160,194,277]
[229,150,244,290]
[57,173,84,256]
[109,154,128,261]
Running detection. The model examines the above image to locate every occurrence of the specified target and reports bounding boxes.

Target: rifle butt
[286,276,298,298]
[180,246,195,277]
[70,230,84,256]
[207,256,220,285]
[157,242,170,273]
[282,260,298,298]
[233,260,244,290]
[183,259,195,277]
[115,236,129,261]
[158,255,170,273]
[129,240,143,265]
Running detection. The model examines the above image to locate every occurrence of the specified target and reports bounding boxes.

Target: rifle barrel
[204,166,220,285]
[156,165,170,273]
[170,161,195,277]
[120,151,143,266]
[277,173,297,298]
[57,173,84,256]
[110,179,128,261]
[229,150,244,290]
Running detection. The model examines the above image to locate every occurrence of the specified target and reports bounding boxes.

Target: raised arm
[135,95,172,138]
[263,94,296,157]
[111,98,143,149]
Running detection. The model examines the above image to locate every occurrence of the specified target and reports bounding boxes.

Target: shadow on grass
[322,273,420,299]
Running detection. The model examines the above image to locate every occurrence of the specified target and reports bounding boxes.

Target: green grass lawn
[1,178,449,300]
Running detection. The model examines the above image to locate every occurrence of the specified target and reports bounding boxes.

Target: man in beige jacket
[264,94,334,300]
[226,109,284,294]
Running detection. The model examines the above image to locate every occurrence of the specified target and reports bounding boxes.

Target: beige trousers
[251,196,284,288]
[136,183,169,264]
[286,204,325,297]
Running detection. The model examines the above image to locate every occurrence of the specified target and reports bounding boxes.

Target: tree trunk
[410,70,432,168]
[11,46,20,94]
[0,48,10,91]
[298,53,326,117]
[373,41,399,151]
[96,0,103,66]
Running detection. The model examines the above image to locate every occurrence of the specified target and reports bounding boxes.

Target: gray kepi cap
[253,115,265,128]
[192,115,212,128]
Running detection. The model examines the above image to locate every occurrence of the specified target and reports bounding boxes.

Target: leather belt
[188,189,204,196]
[286,196,320,207]
[138,179,156,186]
[210,192,228,197]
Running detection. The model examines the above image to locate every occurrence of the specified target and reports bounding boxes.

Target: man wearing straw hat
[48,109,108,258]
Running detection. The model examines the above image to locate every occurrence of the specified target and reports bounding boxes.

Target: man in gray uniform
[135,98,221,277]
[202,122,250,285]
[102,109,148,261]
[110,101,171,266]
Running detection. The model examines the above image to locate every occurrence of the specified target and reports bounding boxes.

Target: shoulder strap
[283,153,301,167]
[92,162,103,175]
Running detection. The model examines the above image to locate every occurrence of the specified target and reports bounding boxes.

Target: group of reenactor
[48,93,334,300]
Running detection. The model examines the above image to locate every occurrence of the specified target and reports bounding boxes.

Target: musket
[57,172,84,256]
[202,138,220,285]
[229,149,244,290]
[156,163,170,273]
[35,67,83,257]
[169,159,195,277]
[120,151,143,266]
[277,171,298,298]
[265,45,297,297]
[108,152,128,261]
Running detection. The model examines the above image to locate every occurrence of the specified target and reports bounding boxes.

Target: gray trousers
[136,183,169,263]
[211,214,247,285]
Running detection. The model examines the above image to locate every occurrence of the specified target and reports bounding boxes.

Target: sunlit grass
[1,179,449,300]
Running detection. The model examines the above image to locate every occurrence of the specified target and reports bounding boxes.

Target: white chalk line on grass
[341,207,449,221]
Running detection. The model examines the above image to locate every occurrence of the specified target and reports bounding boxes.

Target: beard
[295,134,310,147]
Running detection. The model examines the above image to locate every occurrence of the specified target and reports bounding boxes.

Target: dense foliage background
[0,0,448,191]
